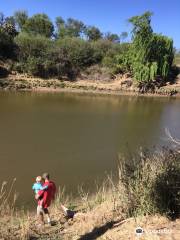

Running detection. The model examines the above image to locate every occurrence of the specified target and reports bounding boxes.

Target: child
[32,176,48,194]
[32,176,48,207]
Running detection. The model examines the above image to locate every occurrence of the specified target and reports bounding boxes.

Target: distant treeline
[0,10,175,83]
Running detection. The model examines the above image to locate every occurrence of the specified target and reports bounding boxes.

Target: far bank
[1,72,180,98]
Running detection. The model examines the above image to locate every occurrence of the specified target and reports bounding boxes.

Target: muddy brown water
[0,91,180,208]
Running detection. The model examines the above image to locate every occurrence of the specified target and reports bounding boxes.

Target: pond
[0,92,180,207]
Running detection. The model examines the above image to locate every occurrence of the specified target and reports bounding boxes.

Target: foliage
[0,10,176,83]
[102,43,130,73]
[14,10,28,31]
[90,39,118,64]
[0,14,17,59]
[15,32,54,77]
[104,32,120,43]
[0,65,9,78]
[22,14,54,38]
[0,29,15,59]
[119,148,180,218]
[174,52,180,65]
[55,17,85,38]
[85,26,102,41]
[52,37,101,79]
[125,11,174,83]
[154,152,180,219]
[14,34,102,79]
[120,31,128,42]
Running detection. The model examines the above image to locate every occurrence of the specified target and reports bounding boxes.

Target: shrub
[153,152,180,219]
[119,148,180,219]
[0,28,16,59]
[0,65,9,78]
[55,37,99,68]
[102,43,130,74]
[14,33,54,77]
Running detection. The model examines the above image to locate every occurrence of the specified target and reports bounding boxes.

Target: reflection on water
[0,92,180,207]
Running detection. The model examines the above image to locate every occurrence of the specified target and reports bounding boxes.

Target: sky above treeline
[1,0,180,48]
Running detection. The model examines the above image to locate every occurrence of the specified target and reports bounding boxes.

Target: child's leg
[44,208,51,224]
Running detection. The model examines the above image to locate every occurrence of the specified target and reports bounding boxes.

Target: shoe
[47,221,52,226]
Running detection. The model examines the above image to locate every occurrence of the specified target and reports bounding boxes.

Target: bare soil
[1,72,180,98]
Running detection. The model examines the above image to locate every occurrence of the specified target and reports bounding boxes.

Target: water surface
[0,92,180,207]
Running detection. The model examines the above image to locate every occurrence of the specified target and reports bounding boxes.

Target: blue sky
[0,0,180,48]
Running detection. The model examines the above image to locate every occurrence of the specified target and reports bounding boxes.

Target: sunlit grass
[0,147,180,239]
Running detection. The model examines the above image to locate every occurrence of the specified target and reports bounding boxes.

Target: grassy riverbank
[1,147,180,240]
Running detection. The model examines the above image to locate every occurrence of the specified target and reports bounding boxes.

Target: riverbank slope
[1,70,180,97]
[1,148,180,240]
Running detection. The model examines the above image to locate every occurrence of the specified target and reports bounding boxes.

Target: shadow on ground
[77,220,122,240]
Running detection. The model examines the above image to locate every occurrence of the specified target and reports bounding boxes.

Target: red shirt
[38,180,56,208]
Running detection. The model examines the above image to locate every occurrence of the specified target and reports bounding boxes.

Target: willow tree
[127,11,174,82]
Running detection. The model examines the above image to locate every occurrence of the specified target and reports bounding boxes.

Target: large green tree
[22,14,54,38]
[85,26,102,41]
[104,32,120,43]
[55,17,85,38]
[14,10,28,31]
[65,18,85,37]
[124,11,174,83]
[120,31,128,42]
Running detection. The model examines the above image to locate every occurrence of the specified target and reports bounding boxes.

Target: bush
[91,39,113,62]
[102,43,130,74]
[0,66,9,78]
[50,37,103,80]
[14,33,54,77]
[119,148,180,219]
[0,28,16,59]
[55,37,99,68]
[14,35,105,79]
[154,152,180,219]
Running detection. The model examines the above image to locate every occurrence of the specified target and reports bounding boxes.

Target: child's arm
[39,185,48,191]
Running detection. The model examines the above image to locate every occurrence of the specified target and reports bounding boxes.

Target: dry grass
[0,178,17,216]
[0,148,180,239]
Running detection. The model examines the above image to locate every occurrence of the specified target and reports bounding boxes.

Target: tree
[104,32,120,43]
[120,31,128,42]
[14,10,28,31]
[3,16,17,37]
[85,26,102,41]
[0,13,17,59]
[0,28,16,59]
[0,12,4,26]
[22,14,54,38]
[55,17,85,38]
[65,18,85,37]
[124,11,173,83]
